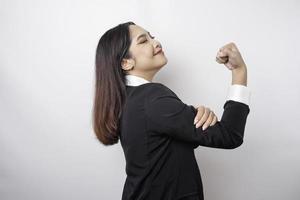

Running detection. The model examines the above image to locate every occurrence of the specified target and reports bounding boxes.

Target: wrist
[231,66,247,86]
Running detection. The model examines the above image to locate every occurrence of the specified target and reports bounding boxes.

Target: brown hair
[92,21,135,145]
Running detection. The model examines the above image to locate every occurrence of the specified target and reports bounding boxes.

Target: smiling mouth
[155,50,164,55]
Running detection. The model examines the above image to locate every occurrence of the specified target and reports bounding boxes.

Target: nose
[154,41,162,50]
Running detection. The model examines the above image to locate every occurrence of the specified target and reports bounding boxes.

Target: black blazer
[119,82,250,200]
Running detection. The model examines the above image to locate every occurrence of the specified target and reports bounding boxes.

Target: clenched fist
[216,42,247,71]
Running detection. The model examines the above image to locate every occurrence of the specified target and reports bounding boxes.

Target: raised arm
[144,83,250,149]
[145,42,251,149]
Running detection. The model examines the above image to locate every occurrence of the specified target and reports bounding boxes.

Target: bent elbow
[226,128,245,149]
[227,139,243,149]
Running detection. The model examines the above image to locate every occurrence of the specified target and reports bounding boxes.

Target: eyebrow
[136,31,151,41]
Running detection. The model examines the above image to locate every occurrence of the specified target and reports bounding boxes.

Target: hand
[193,105,218,131]
[215,42,247,71]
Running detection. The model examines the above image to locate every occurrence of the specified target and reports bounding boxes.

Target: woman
[93,21,250,200]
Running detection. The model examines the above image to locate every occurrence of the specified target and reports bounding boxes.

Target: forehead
[129,25,147,39]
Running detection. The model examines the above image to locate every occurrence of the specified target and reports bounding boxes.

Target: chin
[157,58,168,68]
[162,56,168,65]
[159,54,168,63]
[149,56,168,69]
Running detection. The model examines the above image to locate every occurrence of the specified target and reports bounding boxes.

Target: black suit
[120,82,250,200]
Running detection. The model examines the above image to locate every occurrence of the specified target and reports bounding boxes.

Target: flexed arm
[145,42,251,149]
[144,83,250,149]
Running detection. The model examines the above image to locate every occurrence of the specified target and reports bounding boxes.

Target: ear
[121,58,135,71]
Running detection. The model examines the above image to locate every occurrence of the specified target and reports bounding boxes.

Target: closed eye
[140,35,155,44]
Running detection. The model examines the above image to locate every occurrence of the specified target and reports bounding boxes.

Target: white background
[1,0,299,199]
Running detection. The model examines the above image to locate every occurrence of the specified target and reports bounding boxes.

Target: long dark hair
[92,21,135,145]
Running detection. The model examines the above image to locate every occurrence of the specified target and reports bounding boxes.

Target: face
[121,25,168,75]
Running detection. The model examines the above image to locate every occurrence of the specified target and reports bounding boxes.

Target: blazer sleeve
[144,83,250,149]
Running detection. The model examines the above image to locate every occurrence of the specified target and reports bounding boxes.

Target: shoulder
[144,83,197,118]
[146,82,171,94]
[145,82,181,102]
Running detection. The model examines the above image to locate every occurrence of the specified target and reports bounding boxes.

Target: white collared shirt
[125,74,151,86]
[125,74,251,106]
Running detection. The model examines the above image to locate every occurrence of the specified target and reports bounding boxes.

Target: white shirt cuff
[226,84,251,106]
